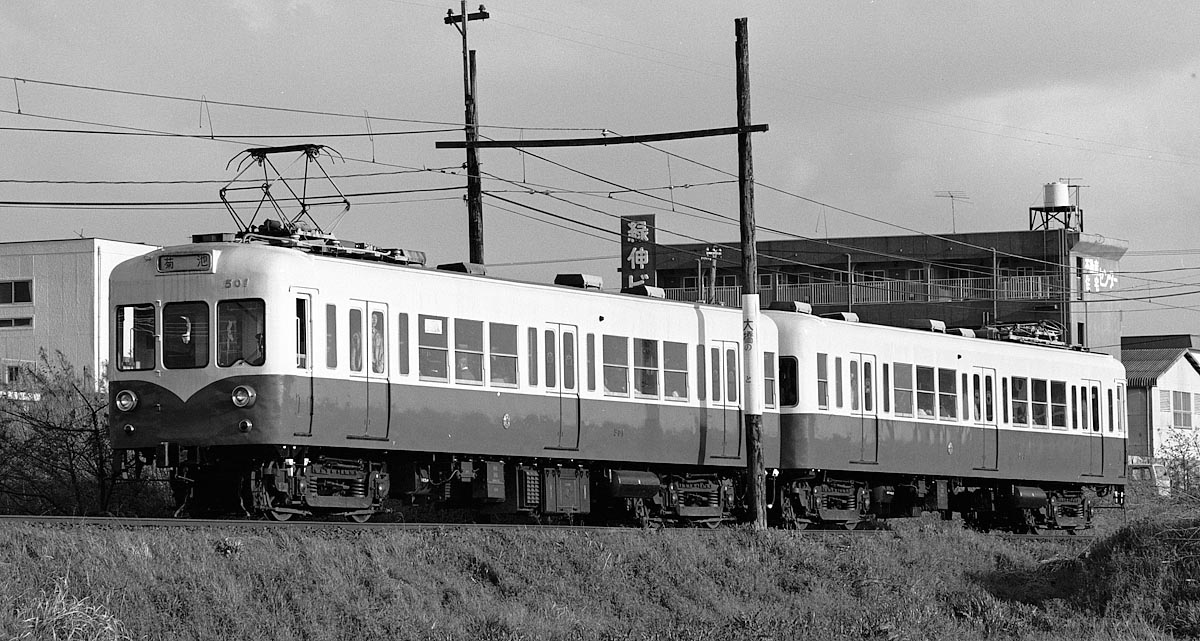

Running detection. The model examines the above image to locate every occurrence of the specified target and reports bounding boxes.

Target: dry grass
[0,512,1193,641]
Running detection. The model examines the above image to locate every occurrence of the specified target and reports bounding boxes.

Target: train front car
[108,240,388,521]
[765,307,1127,532]
[109,234,783,524]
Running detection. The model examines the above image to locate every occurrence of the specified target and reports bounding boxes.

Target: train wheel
[346,513,372,524]
[266,510,294,522]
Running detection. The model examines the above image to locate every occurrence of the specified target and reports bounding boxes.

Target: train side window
[862,360,872,412]
[961,373,969,421]
[603,335,628,395]
[455,319,484,384]
[370,310,386,375]
[545,329,557,388]
[1117,385,1126,433]
[972,374,981,422]
[562,331,576,391]
[834,357,843,409]
[938,368,957,420]
[1075,386,1084,432]
[726,347,739,403]
[634,338,659,397]
[163,301,209,369]
[1011,377,1029,425]
[915,366,935,418]
[816,354,829,409]
[397,313,409,375]
[985,375,994,422]
[349,309,364,372]
[1107,389,1115,432]
[780,355,798,407]
[1051,381,1068,429]
[893,362,913,417]
[711,347,721,403]
[296,298,311,369]
[528,328,538,387]
[1002,378,1009,423]
[325,304,337,369]
[586,333,596,392]
[849,360,859,411]
[1031,378,1048,428]
[217,299,265,367]
[881,363,889,413]
[696,346,707,402]
[1091,386,1100,432]
[664,341,688,400]
[489,323,518,387]
[418,315,448,381]
[764,351,776,408]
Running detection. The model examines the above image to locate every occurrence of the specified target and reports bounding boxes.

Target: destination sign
[158,253,212,273]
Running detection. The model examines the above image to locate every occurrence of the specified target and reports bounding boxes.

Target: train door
[974,367,998,470]
[349,302,391,440]
[545,323,580,450]
[292,290,314,436]
[1083,379,1103,476]
[706,341,742,459]
[851,353,878,464]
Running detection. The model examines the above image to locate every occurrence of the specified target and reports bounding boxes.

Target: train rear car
[765,305,1126,532]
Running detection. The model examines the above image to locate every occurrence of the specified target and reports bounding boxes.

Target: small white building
[1122,335,1200,488]
[0,238,158,385]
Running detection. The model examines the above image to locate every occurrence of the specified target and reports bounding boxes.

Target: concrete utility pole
[736,17,767,532]
[444,2,489,264]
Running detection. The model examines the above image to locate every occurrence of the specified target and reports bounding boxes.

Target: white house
[1122,335,1200,489]
[0,238,158,386]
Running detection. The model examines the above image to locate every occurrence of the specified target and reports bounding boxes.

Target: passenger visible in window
[371,313,385,374]
[350,329,362,371]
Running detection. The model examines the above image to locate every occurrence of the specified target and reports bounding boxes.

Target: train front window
[217,299,265,367]
[116,304,156,371]
[163,302,209,369]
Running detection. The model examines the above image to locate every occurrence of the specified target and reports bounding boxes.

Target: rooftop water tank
[1044,182,1069,208]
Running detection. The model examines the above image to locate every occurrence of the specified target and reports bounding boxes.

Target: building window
[0,280,32,305]
[0,318,33,328]
[1173,390,1192,428]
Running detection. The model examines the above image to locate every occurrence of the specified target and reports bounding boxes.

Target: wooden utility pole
[736,17,767,531]
[444,2,489,264]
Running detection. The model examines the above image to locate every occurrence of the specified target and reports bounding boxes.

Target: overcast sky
[3,1,1199,337]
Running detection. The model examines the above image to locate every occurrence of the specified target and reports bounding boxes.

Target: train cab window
[528,328,538,386]
[664,341,688,400]
[1011,377,1029,425]
[397,313,410,375]
[325,305,337,368]
[163,302,209,369]
[418,315,448,381]
[849,360,859,411]
[117,304,156,371]
[780,356,798,407]
[455,319,484,384]
[893,363,913,417]
[1031,378,1049,428]
[764,351,776,408]
[916,366,935,418]
[602,335,628,396]
[349,309,364,372]
[634,338,659,397]
[938,368,957,420]
[1051,381,1068,429]
[489,323,518,387]
[816,354,829,409]
[217,299,265,367]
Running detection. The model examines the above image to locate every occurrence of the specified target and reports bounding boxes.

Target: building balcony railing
[663,275,1061,307]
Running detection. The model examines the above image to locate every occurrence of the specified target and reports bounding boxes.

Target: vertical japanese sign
[620,215,656,288]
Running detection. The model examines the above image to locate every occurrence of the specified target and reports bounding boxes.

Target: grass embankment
[4,503,1198,641]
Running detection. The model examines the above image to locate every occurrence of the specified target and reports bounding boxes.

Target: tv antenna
[934,190,971,233]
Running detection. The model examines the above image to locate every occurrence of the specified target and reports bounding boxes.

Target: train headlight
[231,385,257,408]
[115,390,139,412]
